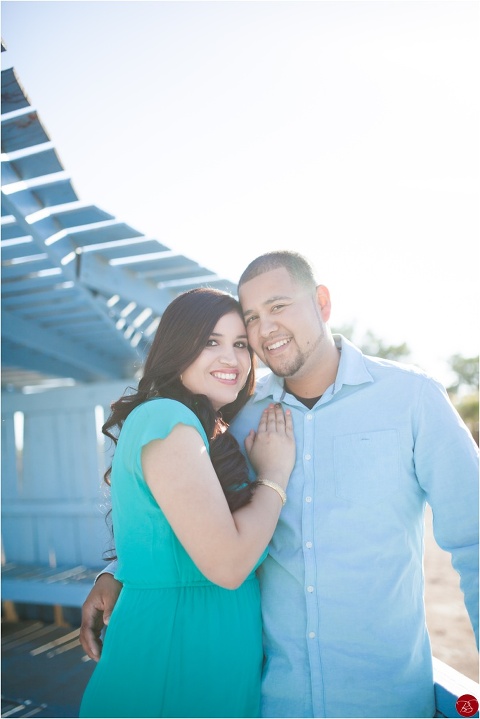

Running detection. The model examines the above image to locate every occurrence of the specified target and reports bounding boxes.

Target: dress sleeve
[128,398,209,449]
[413,375,479,644]
[128,398,209,450]
[119,398,210,477]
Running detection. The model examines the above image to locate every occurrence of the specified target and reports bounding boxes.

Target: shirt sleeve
[413,375,479,644]
[95,560,118,582]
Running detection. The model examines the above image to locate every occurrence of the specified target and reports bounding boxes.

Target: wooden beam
[433,657,480,717]
[78,252,175,315]
[1,308,131,379]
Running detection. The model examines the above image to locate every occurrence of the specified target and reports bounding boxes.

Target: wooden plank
[1,287,79,310]
[434,657,479,717]
[1,580,95,607]
[1,619,95,717]
[1,381,131,412]
[1,345,94,384]
[1,383,126,585]
[0,411,19,500]
[79,251,175,314]
[2,501,107,517]
[1,564,99,607]
[1,258,53,280]
[1,309,129,379]
[1,113,50,153]
[1,239,37,262]
[76,513,113,567]
[1,67,31,114]
[8,147,64,181]
[1,517,37,564]
[35,515,79,566]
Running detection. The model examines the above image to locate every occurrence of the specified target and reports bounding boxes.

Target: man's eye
[272,304,285,312]
[245,316,257,325]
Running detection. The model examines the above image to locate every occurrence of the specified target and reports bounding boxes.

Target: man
[80,251,478,717]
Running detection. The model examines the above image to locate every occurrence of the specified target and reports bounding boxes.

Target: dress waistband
[118,574,257,590]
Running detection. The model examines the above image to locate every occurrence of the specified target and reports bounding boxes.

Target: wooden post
[53,604,69,627]
[2,600,19,622]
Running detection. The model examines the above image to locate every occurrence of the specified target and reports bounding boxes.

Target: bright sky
[2,0,479,384]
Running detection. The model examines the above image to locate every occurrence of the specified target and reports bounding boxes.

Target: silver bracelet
[257,478,287,506]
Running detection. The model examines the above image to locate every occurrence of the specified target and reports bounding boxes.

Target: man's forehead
[239,267,292,296]
[239,271,298,314]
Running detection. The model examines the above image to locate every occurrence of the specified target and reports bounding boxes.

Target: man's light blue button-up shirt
[229,336,479,718]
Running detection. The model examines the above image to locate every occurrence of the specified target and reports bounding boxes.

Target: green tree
[446,354,479,445]
[332,324,411,362]
[446,354,479,394]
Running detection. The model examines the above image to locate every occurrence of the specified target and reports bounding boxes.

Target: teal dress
[80,399,265,718]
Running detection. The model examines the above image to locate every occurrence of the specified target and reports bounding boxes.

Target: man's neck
[284,341,340,399]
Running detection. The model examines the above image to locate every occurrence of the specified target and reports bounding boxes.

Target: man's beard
[264,332,323,379]
[265,350,305,378]
[262,306,325,378]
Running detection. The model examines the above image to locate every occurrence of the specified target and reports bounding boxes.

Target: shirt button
[306,414,313,420]
[309,632,316,639]
[305,454,311,460]
[305,541,313,548]
[307,585,314,593]
[305,496,312,503]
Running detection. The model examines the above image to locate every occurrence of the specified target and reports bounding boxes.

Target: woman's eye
[206,339,218,346]
[235,341,248,349]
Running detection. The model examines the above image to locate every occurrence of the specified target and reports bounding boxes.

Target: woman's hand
[244,403,295,489]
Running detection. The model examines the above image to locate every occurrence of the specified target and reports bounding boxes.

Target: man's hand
[79,573,122,661]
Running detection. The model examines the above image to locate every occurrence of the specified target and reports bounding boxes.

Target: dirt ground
[423,505,479,681]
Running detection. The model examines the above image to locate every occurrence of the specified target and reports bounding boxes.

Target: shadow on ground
[2,620,95,718]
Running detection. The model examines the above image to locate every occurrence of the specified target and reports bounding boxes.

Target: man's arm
[414,376,479,644]
[79,570,123,661]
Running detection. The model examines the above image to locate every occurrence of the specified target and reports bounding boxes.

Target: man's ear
[316,284,332,322]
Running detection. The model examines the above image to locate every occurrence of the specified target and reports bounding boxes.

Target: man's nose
[258,317,278,338]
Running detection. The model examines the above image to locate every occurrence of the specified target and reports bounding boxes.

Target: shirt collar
[251,334,374,403]
[332,334,374,392]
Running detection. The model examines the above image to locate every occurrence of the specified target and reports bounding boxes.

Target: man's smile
[266,338,291,352]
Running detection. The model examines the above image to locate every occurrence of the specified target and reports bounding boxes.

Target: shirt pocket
[334,430,401,506]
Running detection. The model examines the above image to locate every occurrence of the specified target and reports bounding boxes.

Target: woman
[80,288,295,718]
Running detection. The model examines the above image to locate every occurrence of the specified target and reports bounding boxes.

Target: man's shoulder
[363,353,430,379]
[363,355,441,387]
[338,335,443,392]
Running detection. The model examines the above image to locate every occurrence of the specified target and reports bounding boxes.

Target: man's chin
[264,360,299,378]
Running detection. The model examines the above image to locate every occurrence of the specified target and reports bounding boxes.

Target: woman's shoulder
[128,397,196,422]
[126,398,208,445]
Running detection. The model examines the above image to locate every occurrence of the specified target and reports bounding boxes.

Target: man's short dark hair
[238,251,317,290]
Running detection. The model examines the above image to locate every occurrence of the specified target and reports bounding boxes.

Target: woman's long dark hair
[103,288,257,533]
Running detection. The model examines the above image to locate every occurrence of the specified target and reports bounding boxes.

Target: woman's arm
[142,404,294,589]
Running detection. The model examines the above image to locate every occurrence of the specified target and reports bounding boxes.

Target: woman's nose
[218,346,237,365]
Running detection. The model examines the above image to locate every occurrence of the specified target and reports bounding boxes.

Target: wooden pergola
[1,44,238,597]
[1,49,236,390]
